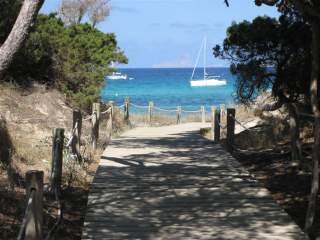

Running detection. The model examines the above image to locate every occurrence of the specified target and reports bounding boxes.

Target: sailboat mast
[204,36,207,79]
[191,38,205,81]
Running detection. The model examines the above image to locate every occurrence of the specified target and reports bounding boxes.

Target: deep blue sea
[101,68,236,111]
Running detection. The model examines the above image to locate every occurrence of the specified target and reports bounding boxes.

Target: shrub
[1,10,128,111]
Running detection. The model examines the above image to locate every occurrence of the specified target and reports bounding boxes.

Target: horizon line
[118,66,230,69]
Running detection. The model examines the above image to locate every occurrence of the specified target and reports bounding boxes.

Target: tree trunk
[261,100,283,112]
[77,12,84,24]
[305,20,320,233]
[0,0,44,79]
[92,20,97,28]
[288,103,302,165]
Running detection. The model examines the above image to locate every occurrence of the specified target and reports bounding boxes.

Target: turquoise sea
[101,68,236,111]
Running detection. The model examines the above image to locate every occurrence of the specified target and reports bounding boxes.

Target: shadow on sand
[83,128,307,240]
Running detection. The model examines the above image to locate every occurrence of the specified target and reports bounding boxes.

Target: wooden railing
[17,102,114,240]
[118,98,238,150]
[17,171,43,240]
[17,96,261,238]
[19,97,283,239]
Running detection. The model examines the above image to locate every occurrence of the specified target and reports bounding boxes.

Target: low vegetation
[1,1,127,111]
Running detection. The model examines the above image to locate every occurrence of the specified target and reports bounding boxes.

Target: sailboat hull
[190,79,227,87]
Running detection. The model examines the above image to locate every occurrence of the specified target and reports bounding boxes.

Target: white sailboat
[190,37,227,87]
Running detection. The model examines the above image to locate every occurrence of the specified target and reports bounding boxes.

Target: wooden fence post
[124,97,130,123]
[211,106,216,141]
[201,106,206,123]
[51,128,64,195]
[148,101,153,125]
[91,103,100,150]
[220,104,226,138]
[108,101,114,138]
[93,102,101,137]
[177,106,181,124]
[25,170,43,240]
[91,112,97,150]
[71,110,82,158]
[108,101,114,120]
[227,108,236,152]
[220,104,226,122]
[214,107,221,142]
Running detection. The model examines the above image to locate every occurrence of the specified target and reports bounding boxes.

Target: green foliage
[214,15,311,105]
[2,9,128,111]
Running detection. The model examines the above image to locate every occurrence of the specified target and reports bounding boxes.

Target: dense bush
[214,15,311,105]
[1,3,127,111]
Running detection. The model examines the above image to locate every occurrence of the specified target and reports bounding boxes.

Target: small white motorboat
[107,72,128,80]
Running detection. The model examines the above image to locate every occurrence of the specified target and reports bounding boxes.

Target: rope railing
[130,102,149,109]
[228,114,251,132]
[17,103,115,240]
[228,113,267,133]
[17,171,44,240]
[18,98,286,239]
[181,109,202,113]
[153,106,177,112]
[17,99,241,239]
[83,115,93,121]
[127,100,209,124]
[17,100,233,239]
[101,107,112,115]
[129,101,205,114]
[17,189,36,240]
[218,122,227,129]
[215,114,227,129]
[18,98,320,240]
[44,188,63,240]
[66,121,78,148]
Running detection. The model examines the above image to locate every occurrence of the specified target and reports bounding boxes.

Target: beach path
[82,122,307,240]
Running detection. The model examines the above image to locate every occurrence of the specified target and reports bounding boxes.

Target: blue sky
[41,0,279,68]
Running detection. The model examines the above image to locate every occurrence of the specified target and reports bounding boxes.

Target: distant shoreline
[117,66,230,70]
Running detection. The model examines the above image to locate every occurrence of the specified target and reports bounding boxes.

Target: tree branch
[260,99,284,111]
[293,0,320,19]
[255,0,279,6]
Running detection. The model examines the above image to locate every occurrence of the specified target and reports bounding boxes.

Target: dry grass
[62,145,101,189]
[0,83,104,239]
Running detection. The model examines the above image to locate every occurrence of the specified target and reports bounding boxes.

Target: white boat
[190,78,226,87]
[107,72,128,80]
[190,36,227,87]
